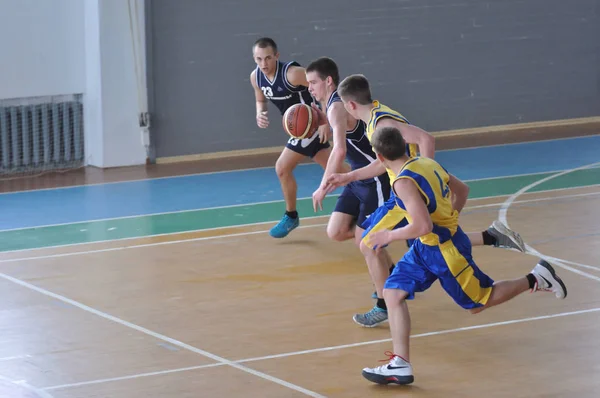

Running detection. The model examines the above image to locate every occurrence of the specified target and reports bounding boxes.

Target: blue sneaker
[269,214,299,238]
[353,306,388,327]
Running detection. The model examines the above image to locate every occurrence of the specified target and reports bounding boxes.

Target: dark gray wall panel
[148,0,600,157]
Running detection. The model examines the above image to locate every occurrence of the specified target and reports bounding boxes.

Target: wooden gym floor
[0,178,599,397]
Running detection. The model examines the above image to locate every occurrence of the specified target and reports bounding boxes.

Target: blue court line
[0,135,599,230]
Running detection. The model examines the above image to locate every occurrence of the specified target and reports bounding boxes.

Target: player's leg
[353,198,406,327]
[332,185,396,323]
[467,220,526,252]
[361,246,437,385]
[311,144,331,169]
[472,260,567,314]
[327,212,355,242]
[362,288,414,385]
[355,225,395,295]
[270,135,335,239]
[270,146,306,238]
[327,185,358,242]
[434,227,567,316]
[352,176,397,300]
[354,238,395,327]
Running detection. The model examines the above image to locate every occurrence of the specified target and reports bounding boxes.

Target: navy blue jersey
[326,90,378,172]
[255,60,314,115]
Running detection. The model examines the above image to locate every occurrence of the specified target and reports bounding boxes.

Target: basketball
[282,103,320,139]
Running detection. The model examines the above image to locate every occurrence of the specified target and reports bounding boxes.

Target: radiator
[0,95,84,175]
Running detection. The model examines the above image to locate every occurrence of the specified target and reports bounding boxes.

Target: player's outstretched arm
[376,117,435,159]
[325,160,387,193]
[447,173,470,213]
[250,70,269,128]
[367,179,432,251]
[321,103,348,181]
[312,102,348,211]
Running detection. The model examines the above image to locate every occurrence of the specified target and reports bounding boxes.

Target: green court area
[1,168,599,252]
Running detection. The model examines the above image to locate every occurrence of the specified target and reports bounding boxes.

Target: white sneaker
[362,353,414,385]
[531,260,567,299]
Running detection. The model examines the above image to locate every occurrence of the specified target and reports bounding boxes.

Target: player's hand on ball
[310,103,328,126]
[316,125,330,144]
[256,111,269,128]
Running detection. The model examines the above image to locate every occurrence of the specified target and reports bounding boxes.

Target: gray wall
[147,0,600,158]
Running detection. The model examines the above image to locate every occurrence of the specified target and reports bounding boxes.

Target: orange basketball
[282,103,320,139]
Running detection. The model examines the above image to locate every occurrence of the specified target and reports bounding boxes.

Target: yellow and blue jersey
[379,156,494,310]
[366,101,419,183]
[392,157,459,246]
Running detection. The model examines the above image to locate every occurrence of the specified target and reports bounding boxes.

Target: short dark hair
[306,57,340,86]
[253,37,278,53]
[337,74,372,105]
[371,126,406,161]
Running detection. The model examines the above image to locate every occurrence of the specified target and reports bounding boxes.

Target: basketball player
[325,74,526,326]
[305,57,435,326]
[250,37,335,238]
[360,126,567,385]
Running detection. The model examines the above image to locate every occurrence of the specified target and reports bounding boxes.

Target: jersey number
[261,87,273,98]
[434,170,450,198]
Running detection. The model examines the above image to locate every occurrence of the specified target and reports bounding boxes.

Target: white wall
[84,0,148,167]
[0,0,85,99]
[0,0,148,168]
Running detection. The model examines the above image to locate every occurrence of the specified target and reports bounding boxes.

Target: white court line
[2,183,599,258]
[2,167,600,233]
[2,134,597,196]
[0,374,53,398]
[540,256,600,272]
[499,161,600,283]
[2,184,600,256]
[0,214,331,255]
[0,195,326,233]
[2,188,600,264]
[462,190,600,211]
[42,306,600,391]
[236,307,600,363]
[0,272,325,398]
[0,224,327,263]
[43,363,225,391]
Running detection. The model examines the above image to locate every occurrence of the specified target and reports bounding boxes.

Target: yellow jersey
[366,101,419,183]
[392,157,459,246]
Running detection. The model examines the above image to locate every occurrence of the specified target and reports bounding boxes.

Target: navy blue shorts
[286,134,330,158]
[334,173,391,227]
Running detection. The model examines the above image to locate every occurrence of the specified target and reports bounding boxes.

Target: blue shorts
[286,134,330,158]
[333,173,391,226]
[385,227,495,309]
[360,191,409,249]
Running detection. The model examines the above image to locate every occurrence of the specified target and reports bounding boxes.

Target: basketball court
[0,138,599,397]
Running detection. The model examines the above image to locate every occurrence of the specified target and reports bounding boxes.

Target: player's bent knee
[326,225,349,242]
[383,288,408,305]
[468,307,485,315]
[359,238,372,255]
[275,160,294,179]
